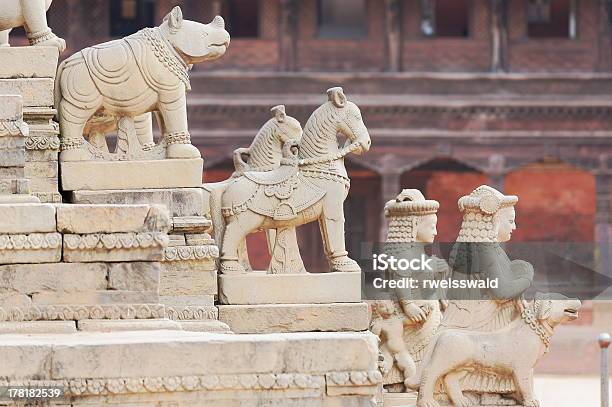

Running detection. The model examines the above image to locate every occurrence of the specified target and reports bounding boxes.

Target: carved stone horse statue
[206,105,305,273]
[212,88,371,275]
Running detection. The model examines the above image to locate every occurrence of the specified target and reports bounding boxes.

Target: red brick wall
[402,0,491,72]
[505,162,596,241]
[295,0,386,71]
[508,0,601,72]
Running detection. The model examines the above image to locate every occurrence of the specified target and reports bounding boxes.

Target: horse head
[326,87,371,155]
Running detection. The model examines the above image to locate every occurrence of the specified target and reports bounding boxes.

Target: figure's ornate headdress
[457,185,518,242]
[385,189,439,242]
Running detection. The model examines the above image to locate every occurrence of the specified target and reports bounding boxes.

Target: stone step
[0,330,379,406]
[189,71,612,97]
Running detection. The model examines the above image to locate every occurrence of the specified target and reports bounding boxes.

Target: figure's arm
[488,256,533,300]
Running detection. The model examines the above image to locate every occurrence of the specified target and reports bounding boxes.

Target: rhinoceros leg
[20,0,65,52]
[0,29,11,47]
[134,113,155,149]
[157,92,201,159]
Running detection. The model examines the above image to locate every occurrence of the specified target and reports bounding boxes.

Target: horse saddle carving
[243,166,326,221]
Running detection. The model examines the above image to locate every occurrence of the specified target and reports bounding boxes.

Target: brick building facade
[12,0,610,273]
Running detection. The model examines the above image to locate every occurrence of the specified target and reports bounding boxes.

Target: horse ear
[271,105,286,123]
[164,6,184,31]
[327,87,347,108]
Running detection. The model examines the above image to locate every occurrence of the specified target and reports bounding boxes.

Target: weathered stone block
[62,232,168,263]
[28,176,59,192]
[172,216,211,233]
[61,159,204,190]
[56,204,170,234]
[219,272,362,305]
[160,267,216,296]
[185,233,213,246]
[218,303,370,334]
[160,295,215,307]
[0,95,22,120]
[0,47,59,79]
[180,320,231,333]
[0,321,76,334]
[0,144,25,167]
[108,262,160,292]
[168,234,186,247]
[0,203,56,233]
[77,319,181,332]
[26,148,59,162]
[0,262,107,293]
[32,290,159,305]
[23,160,58,178]
[0,78,55,107]
[69,187,205,217]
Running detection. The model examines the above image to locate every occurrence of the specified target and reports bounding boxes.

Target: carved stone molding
[0,304,166,322]
[0,233,61,250]
[0,370,380,397]
[165,306,218,321]
[64,232,168,250]
[162,245,219,262]
[25,136,60,150]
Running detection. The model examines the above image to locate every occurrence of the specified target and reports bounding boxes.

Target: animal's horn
[271,105,286,123]
[213,15,225,29]
[327,87,347,108]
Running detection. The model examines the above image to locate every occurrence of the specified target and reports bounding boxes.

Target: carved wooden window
[421,0,470,37]
[109,0,155,37]
[317,0,366,39]
[527,0,577,38]
[223,0,260,38]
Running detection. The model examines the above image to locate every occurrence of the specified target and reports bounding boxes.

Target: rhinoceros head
[160,6,230,65]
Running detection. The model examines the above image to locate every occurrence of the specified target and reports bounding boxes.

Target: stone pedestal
[218,272,362,305]
[0,47,61,203]
[60,158,204,191]
[218,303,370,333]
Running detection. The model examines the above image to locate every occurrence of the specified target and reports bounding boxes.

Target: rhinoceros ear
[271,105,286,123]
[164,6,184,32]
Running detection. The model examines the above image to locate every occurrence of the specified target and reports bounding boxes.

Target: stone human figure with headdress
[371,189,448,392]
[407,185,535,404]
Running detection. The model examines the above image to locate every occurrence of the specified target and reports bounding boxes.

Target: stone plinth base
[383,392,417,406]
[77,318,181,332]
[0,321,76,334]
[218,302,370,333]
[180,320,231,333]
[219,271,362,305]
[60,158,204,191]
[69,187,206,217]
[0,331,379,406]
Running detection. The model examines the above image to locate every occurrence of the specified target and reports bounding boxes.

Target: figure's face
[495,207,516,242]
[416,214,438,243]
[377,301,395,317]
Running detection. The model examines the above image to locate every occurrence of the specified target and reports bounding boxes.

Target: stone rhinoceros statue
[0,0,65,52]
[55,6,230,162]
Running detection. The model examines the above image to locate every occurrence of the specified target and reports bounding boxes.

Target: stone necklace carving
[518,298,552,352]
[140,28,191,91]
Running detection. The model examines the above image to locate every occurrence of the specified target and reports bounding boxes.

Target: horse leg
[220,212,264,275]
[318,194,360,273]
